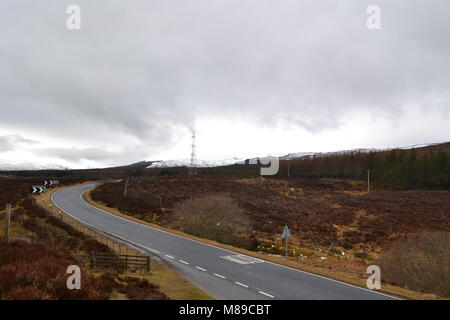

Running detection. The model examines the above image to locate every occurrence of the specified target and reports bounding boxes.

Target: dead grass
[380,232,450,298]
[170,193,257,250]
[146,259,212,300]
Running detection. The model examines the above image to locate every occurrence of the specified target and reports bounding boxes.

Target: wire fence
[36,192,152,272]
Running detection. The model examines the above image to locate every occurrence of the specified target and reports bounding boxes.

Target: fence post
[146,256,150,273]
[3,204,11,242]
[92,252,96,269]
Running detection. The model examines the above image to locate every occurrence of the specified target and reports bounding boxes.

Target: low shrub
[171,193,258,250]
[379,232,450,297]
[0,240,110,300]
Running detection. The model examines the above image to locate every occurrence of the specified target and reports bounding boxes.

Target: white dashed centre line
[195,266,207,272]
[165,255,175,259]
[214,273,226,279]
[179,260,190,265]
[258,291,275,298]
[235,282,249,288]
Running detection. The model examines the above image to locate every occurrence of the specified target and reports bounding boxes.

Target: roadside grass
[146,259,212,300]
[82,187,441,300]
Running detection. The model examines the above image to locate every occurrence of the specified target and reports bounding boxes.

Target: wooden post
[146,256,150,273]
[3,204,11,242]
[124,177,129,198]
[287,162,290,179]
[367,169,370,193]
[92,252,96,269]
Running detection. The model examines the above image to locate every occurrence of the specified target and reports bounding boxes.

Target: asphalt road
[52,184,398,300]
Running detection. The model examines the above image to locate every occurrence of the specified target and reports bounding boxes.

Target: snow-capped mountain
[147,156,247,169]
[145,143,440,169]
[285,148,379,160]
[0,160,67,171]
[280,152,316,160]
[2,142,441,171]
[146,149,380,168]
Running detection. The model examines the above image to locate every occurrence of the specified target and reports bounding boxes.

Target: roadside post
[3,203,11,242]
[281,225,291,257]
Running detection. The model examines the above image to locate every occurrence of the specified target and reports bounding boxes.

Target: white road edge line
[53,186,401,301]
[195,266,207,272]
[179,260,190,265]
[258,291,275,298]
[166,255,175,259]
[214,273,226,279]
[235,282,249,288]
[51,192,162,259]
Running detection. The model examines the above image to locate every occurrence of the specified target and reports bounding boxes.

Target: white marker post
[281,225,291,257]
[3,203,11,242]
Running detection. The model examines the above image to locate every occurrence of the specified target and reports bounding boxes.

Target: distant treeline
[278,148,450,190]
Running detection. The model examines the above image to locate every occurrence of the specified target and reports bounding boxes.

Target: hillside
[276,142,450,190]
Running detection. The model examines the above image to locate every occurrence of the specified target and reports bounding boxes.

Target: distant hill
[1,142,448,175]
[105,161,154,171]
[279,142,450,161]
[0,160,67,171]
[275,141,450,190]
[144,142,449,169]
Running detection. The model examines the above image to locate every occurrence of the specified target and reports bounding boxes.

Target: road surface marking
[179,260,190,265]
[235,282,249,288]
[222,254,264,265]
[148,248,160,254]
[214,273,226,279]
[195,266,207,272]
[258,291,274,298]
[165,255,175,259]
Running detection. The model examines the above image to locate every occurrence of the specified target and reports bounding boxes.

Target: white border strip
[258,291,275,298]
[195,266,207,272]
[235,282,249,288]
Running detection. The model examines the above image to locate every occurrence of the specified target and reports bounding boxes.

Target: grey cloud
[0,135,37,152]
[39,144,152,167]
[0,0,449,165]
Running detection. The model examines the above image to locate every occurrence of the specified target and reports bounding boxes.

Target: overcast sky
[0,0,449,169]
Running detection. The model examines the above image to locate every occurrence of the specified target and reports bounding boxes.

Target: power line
[190,128,197,175]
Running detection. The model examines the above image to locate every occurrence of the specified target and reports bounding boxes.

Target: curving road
[52,183,398,300]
